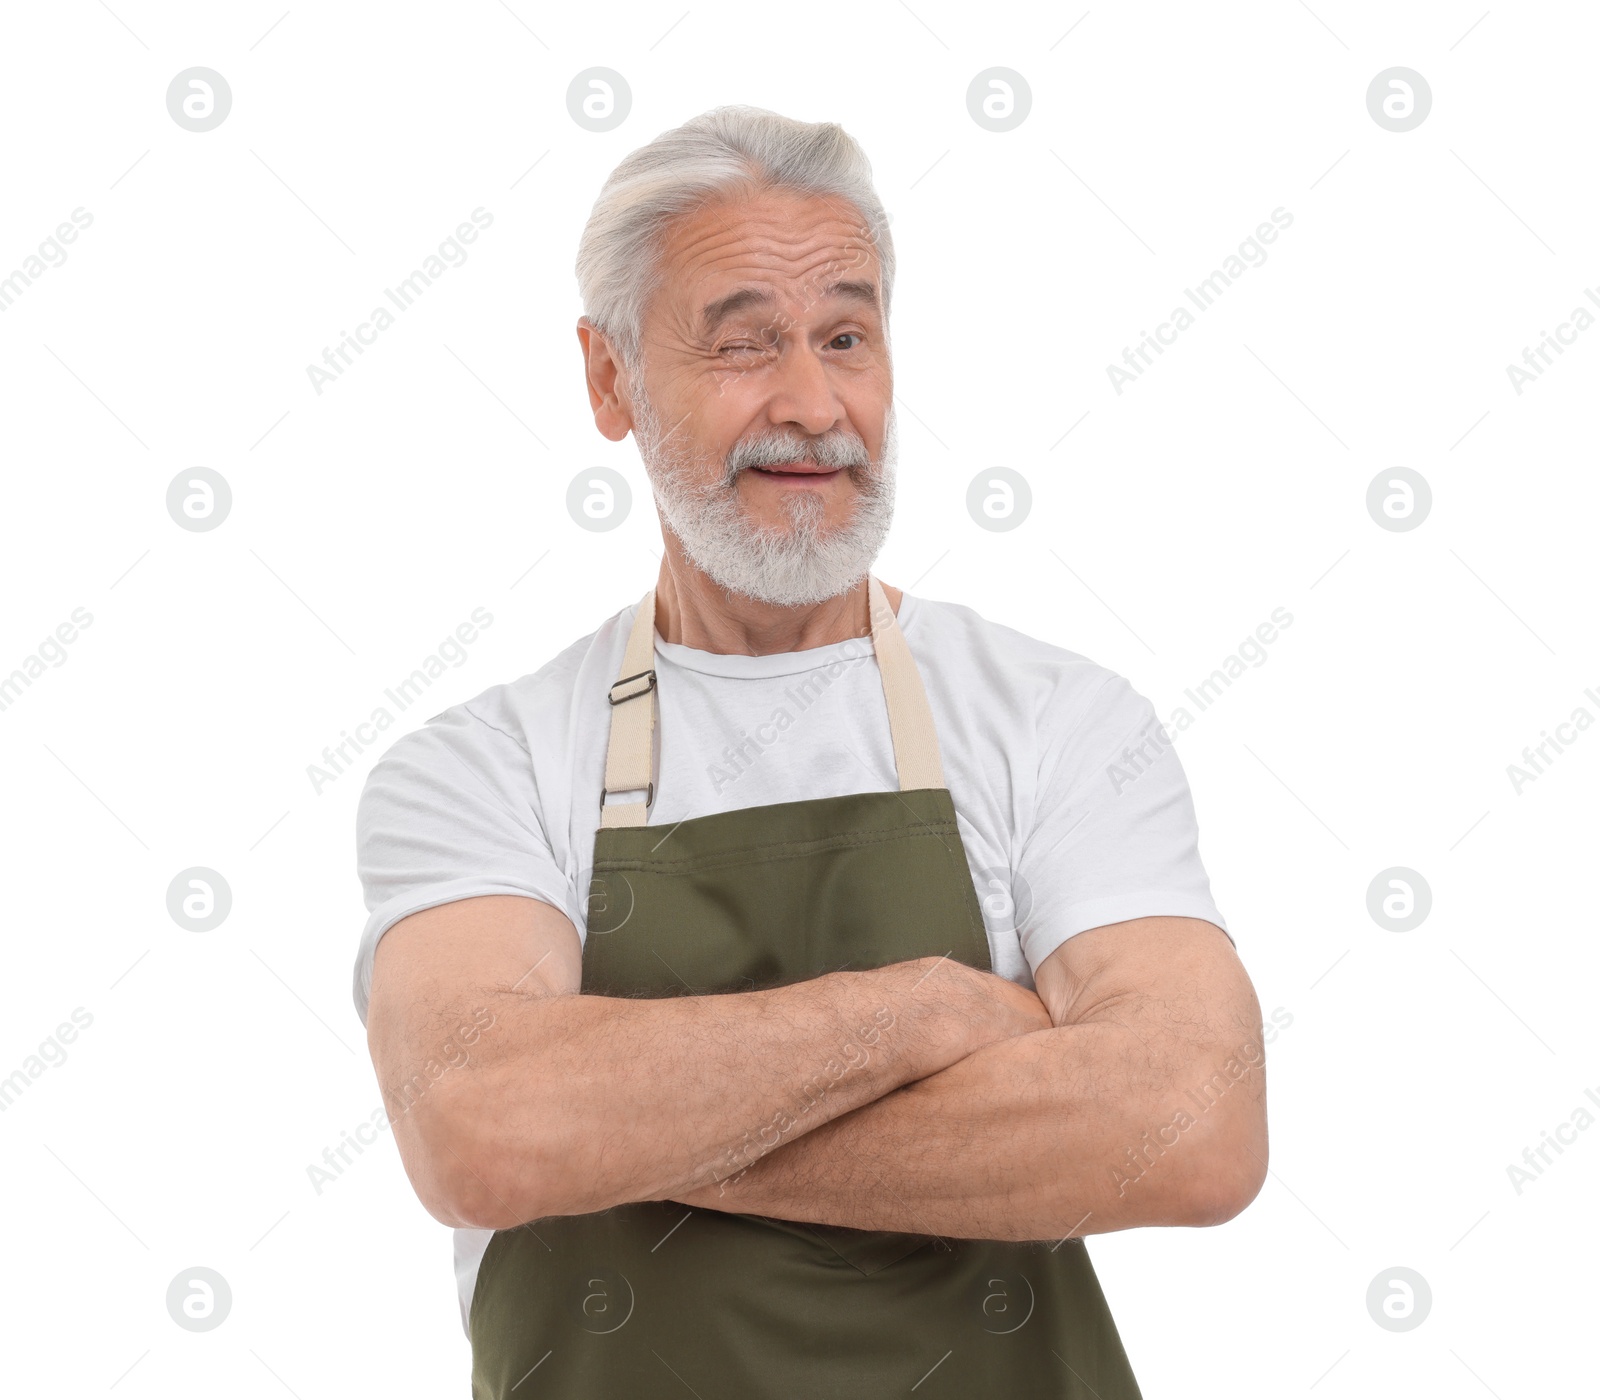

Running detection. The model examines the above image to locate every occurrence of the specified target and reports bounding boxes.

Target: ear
[577,317,635,442]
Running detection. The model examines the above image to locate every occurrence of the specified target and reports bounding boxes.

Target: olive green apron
[469,578,1141,1398]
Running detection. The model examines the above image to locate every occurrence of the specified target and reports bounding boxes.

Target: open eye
[829,332,864,350]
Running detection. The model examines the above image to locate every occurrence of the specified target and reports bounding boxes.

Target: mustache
[724,428,873,481]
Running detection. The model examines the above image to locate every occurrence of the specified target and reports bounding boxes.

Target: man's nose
[766,345,843,438]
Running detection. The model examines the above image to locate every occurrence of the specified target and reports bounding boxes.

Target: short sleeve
[1014,674,1228,976]
[351,703,575,1025]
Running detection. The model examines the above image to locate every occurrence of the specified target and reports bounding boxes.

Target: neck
[652,536,901,654]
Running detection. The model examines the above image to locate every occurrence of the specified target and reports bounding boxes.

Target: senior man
[355,105,1267,1399]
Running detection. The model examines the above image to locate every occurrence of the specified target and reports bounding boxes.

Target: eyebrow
[699,279,879,335]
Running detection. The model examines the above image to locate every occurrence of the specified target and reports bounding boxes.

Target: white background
[2,1,1596,1395]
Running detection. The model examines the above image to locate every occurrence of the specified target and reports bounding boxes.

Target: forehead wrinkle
[668,189,865,248]
[662,200,874,282]
[675,223,869,279]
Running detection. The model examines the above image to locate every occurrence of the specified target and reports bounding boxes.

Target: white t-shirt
[351,589,1229,1331]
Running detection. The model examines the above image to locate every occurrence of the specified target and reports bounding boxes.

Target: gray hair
[575,105,894,374]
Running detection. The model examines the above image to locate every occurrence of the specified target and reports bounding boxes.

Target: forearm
[446,956,1009,1226]
[670,1017,1268,1241]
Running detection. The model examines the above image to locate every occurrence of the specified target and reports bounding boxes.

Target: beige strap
[598,590,658,828]
[597,576,946,828]
[866,576,946,790]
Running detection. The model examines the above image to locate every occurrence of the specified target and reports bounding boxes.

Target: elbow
[435,1149,534,1231]
[1175,1124,1268,1228]
[1178,1152,1266,1227]
[393,1077,564,1230]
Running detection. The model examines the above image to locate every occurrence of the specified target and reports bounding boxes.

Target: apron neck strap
[599,575,945,829]
[865,576,946,791]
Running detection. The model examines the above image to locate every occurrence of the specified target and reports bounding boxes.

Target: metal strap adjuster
[599,781,654,813]
[608,669,656,705]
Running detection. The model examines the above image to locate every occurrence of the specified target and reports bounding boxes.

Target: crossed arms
[366,896,1267,1243]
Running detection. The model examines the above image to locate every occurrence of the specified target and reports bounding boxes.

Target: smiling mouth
[748,462,844,478]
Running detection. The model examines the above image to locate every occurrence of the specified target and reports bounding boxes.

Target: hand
[972,969,1055,1038]
[906,956,1053,1053]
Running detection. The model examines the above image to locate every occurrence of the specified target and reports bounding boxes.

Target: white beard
[634,389,898,608]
